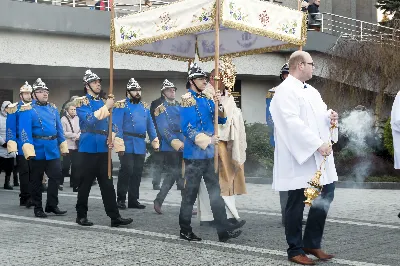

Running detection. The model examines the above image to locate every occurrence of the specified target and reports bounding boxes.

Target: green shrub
[244,122,274,177]
[383,118,394,157]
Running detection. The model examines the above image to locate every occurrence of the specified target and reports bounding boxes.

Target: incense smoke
[339,108,375,182]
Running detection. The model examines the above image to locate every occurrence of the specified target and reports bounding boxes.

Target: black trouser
[65,150,79,188]
[29,159,62,211]
[155,152,183,205]
[149,152,165,186]
[61,153,71,180]
[76,152,120,219]
[279,191,288,224]
[179,158,228,233]
[0,157,14,177]
[117,153,146,204]
[285,182,335,258]
[17,155,30,201]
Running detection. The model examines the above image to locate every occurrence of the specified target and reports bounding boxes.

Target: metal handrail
[307,12,400,44]
[13,0,170,13]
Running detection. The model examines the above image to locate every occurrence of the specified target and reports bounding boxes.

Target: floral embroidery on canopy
[156,12,177,32]
[278,20,298,35]
[259,10,270,27]
[120,26,142,40]
[192,6,214,23]
[228,2,248,21]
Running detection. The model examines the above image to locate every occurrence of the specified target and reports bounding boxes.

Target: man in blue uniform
[74,70,133,227]
[113,78,159,210]
[6,82,34,207]
[153,79,185,214]
[179,63,245,242]
[18,78,68,218]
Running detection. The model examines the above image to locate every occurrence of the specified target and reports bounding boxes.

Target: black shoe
[223,219,246,231]
[117,201,127,210]
[58,185,63,191]
[26,199,34,209]
[20,198,27,206]
[398,212,400,218]
[154,200,162,214]
[45,206,67,215]
[227,218,240,225]
[200,221,216,227]
[111,217,133,227]
[34,210,47,218]
[76,217,94,226]
[3,182,13,190]
[128,201,146,209]
[73,187,78,192]
[218,230,242,242]
[180,231,202,241]
[153,184,161,190]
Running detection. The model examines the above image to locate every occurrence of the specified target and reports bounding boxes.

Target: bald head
[287,51,314,82]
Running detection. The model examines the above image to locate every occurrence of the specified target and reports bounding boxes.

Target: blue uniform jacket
[75,94,115,153]
[18,100,66,160]
[180,89,227,159]
[6,101,24,154]
[113,98,157,155]
[266,94,275,147]
[154,101,184,152]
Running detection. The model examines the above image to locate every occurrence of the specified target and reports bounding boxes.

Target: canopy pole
[108,0,115,179]
[298,0,303,51]
[213,0,220,173]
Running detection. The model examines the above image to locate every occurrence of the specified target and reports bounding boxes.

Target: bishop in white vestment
[270,51,338,265]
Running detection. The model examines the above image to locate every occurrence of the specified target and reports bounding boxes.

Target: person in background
[307,0,321,31]
[6,82,34,207]
[18,78,68,218]
[113,78,159,210]
[149,93,166,190]
[153,79,185,214]
[61,102,80,192]
[1,101,16,190]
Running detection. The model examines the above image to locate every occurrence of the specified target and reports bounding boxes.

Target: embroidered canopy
[111,0,307,62]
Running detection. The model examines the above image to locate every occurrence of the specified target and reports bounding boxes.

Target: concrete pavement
[0,177,399,265]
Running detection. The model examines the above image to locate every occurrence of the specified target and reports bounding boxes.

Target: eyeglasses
[302,62,315,68]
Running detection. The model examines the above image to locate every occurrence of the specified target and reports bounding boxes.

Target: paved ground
[0,175,399,266]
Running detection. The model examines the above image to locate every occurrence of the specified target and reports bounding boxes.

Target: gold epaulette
[181,93,196,108]
[203,91,213,101]
[20,103,32,112]
[5,102,18,114]
[114,99,126,108]
[74,96,89,108]
[154,103,166,117]
[141,101,149,109]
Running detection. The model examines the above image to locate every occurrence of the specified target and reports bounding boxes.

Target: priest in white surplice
[270,51,338,265]
[390,91,400,219]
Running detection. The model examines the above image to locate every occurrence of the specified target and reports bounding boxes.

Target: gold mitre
[219,56,237,91]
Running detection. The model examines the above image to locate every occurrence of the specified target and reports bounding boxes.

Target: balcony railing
[12,1,400,44]
[14,0,171,13]
[310,12,400,44]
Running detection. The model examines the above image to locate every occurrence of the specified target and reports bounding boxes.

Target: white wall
[241,80,275,124]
